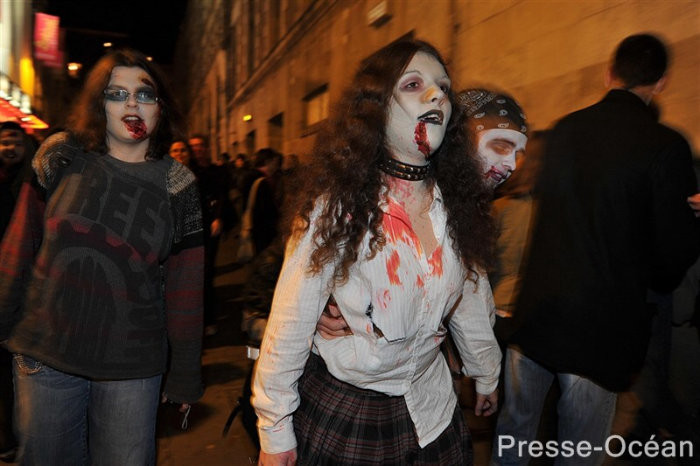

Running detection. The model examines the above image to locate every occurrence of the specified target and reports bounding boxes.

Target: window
[304,84,329,128]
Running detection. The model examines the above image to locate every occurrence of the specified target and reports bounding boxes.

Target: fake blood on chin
[124,119,147,139]
[414,121,431,158]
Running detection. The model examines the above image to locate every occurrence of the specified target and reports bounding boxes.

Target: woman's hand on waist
[317,296,352,340]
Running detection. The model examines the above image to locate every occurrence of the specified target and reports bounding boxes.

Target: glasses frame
[103,88,160,105]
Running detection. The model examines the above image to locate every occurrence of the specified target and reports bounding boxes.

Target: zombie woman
[0,49,204,465]
[252,39,501,465]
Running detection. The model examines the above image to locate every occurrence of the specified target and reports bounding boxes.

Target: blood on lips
[123,117,147,139]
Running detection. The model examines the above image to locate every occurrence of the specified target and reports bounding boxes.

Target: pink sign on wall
[34,13,61,63]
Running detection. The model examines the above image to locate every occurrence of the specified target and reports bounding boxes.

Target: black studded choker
[379,157,431,181]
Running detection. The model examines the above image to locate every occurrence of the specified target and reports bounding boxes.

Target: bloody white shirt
[253,185,501,454]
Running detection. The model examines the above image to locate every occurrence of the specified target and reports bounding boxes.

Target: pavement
[155,233,260,465]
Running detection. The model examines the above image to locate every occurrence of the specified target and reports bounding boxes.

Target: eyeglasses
[103,88,159,104]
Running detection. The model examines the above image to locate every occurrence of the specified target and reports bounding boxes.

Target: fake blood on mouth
[125,120,147,139]
[414,121,430,157]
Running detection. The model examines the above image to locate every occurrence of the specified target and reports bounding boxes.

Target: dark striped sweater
[0,132,205,403]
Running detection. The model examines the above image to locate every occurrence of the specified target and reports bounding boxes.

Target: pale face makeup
[476,128,527,188]
[169,141,191,165]
[386,52,452,164]
[104,66,160,159]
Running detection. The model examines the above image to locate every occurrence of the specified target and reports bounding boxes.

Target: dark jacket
[511,90,700,391]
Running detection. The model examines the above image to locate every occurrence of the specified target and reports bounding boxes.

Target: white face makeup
[386,52,452,163]
[104,66,160,152]
[476,128,527,188]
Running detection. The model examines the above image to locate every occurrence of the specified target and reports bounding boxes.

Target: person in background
[227,153,249,216]
[219,151,231,166]
[188,133,233,336]
[253,39,500,465]
[0,49,204,465]
[488,130,546,347]
[249,148,283,255]
[457,89,528,191]
[233,153,247,170]
[169,139,192,166]
[0,121,35,463]
[493,33,700,465]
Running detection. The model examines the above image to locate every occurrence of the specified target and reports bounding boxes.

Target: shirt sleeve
[252,206,333,454]
[163,163,205,403]
[448,271,502,395]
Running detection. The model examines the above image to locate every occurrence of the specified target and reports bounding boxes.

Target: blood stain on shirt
[386,250,402,285]
[428,246,443,277]
[376,289,392,310]
[415,275,424,288]
[383,199,422,255]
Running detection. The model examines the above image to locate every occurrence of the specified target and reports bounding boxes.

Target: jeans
[13,354,161,466]
[492,347,617,466]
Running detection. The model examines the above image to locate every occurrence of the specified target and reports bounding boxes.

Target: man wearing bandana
[457,89,528,190]
[492,34,700,465]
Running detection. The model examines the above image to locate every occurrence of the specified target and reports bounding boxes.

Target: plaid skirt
[294,353,472,465]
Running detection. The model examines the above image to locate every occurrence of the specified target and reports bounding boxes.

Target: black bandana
[457,89,528,134]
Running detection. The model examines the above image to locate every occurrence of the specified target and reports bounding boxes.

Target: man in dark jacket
[493,34,700,465]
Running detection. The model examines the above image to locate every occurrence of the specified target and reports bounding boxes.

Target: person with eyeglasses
[0,49,205,465]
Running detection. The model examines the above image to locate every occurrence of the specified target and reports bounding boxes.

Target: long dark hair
[67,49,183,160]
[285,39,494,285]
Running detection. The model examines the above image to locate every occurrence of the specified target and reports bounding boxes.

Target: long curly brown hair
[285,39,494,285]
[67,49,183,160]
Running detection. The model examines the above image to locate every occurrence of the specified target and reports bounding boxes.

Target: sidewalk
[156,231,259,465]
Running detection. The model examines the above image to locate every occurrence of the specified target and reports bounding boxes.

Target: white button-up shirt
[253,186,501,454]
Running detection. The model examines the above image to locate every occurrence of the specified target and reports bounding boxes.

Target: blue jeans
[492,347,616,466]
[13,354,161,466]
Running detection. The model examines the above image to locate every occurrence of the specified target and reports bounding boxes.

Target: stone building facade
[174,0,699,163]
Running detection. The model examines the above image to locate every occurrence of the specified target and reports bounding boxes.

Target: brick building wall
[175,0,699,161]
